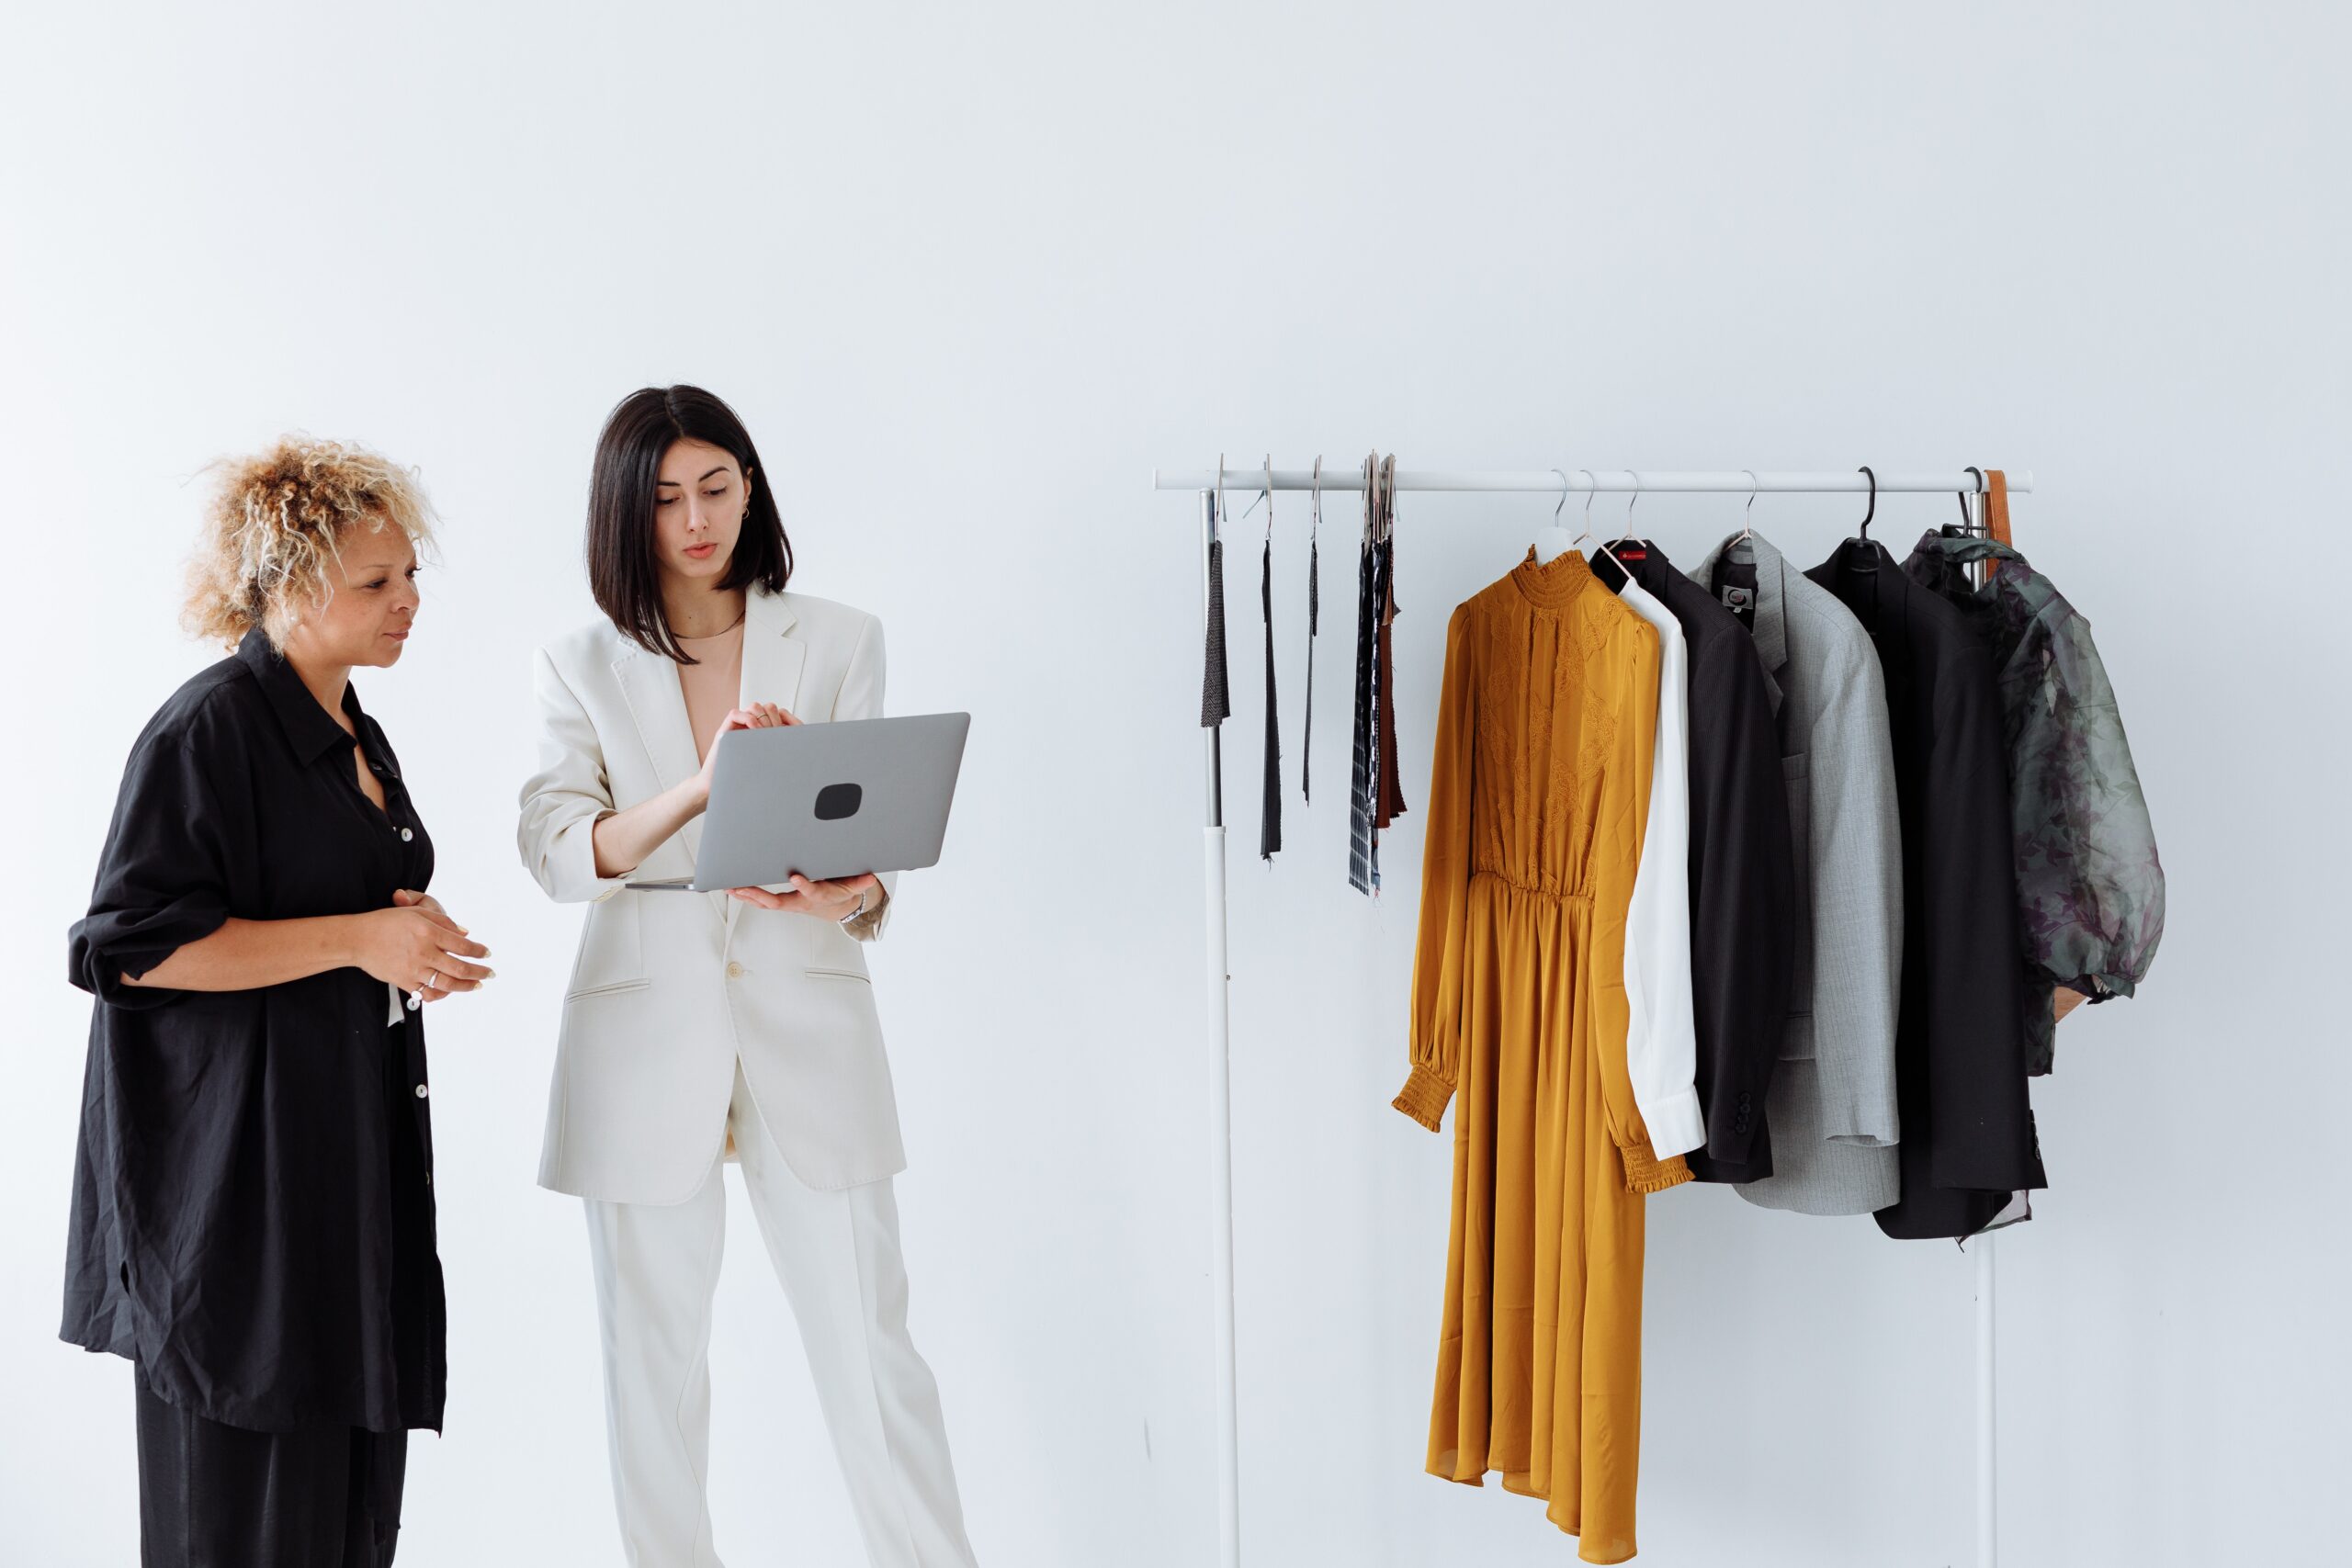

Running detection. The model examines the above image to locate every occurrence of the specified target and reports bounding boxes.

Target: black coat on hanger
[1807,540,2046,1239]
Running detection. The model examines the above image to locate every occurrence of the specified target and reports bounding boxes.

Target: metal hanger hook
[1623,470,1643,536]
[1857,465,1877,539]
[1736,468,1759,545]
[1959,465,1985,530]
[1580,468,1598,527]
[1553,468,1571,521]
[1310,456,1323,536]
[1240,454,1272,525]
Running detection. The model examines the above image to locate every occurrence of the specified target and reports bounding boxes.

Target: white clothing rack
[1154,467,2034,495]
[1163,464,2027,1568]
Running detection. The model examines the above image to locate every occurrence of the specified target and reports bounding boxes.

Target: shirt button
[726,962,745,979]
[400,828,413,841]
[414,1083,429,1100]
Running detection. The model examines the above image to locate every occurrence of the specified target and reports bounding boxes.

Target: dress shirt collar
[1692,530,1790,709]
[1810,537,1917,646]
[236,629,368,765]
[1588,537,1679,601]
[1911,528,2027,574]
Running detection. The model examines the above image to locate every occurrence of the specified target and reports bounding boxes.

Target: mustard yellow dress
[1392,548,1690,1563]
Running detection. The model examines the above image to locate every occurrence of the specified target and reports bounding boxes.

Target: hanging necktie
[1302,458,1320,803]
[1347,452,1382,894]
[1199,470,1230,728]
[1373,454,1407,831]
[1258,460,1282,861]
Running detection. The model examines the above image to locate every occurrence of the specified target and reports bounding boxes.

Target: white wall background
[3,4,2344,1564]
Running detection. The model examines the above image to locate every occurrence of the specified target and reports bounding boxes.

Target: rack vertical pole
[1976,1234,1996,1567]
[1966,480,1998,1568]
[1199,488,1242,1568]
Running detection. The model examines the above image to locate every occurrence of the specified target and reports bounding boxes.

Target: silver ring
[425,971,440,991]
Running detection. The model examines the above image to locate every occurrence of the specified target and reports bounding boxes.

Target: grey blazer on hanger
[1689,532,1904,1215]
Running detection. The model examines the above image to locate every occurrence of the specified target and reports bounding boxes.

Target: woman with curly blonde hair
[62,436,490,1566]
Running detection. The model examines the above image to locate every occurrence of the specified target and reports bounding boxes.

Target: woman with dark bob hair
[63,437,491,1565]
[517,386,978,1566]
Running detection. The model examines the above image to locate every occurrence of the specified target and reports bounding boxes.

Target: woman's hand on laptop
[692,703,799,804]
[728,872,879,919]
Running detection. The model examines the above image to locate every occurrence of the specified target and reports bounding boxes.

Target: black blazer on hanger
[1592,541,1795,1182]
[1807,541,2046,1239]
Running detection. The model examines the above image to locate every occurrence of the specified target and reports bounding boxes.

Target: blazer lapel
[614,637,707,866]
[726,591,807,937]
[739,588,807,716]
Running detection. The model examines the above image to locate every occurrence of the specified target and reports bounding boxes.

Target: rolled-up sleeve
[68,732,234,1009]
[831,613,898,942]
[517,648,630,905]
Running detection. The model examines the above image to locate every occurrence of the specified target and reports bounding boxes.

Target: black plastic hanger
[1943,465,1985,539]
[1837,465,1881,573]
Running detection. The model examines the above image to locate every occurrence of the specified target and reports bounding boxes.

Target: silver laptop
[626,712,970,892]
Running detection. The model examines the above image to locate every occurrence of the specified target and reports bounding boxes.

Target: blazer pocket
[1781,750,1815,1024]
[804,965,872,984]
[564,893,649,999]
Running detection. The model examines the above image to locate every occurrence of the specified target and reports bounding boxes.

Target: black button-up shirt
[62,630,445,1434]
[1591,540,1797,1181]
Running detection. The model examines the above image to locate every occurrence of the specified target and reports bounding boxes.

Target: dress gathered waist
[1470,865,1593,902]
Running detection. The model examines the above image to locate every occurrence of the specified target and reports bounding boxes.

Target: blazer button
[400,828,413,841]
[726,962,745,979]
[414,1083,429,1100]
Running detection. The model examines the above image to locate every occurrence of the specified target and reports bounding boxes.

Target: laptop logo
[814,782,863,820]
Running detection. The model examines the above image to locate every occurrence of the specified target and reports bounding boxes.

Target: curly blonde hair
[183,436,438,647]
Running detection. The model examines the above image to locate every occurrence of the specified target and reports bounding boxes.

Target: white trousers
[583,1063,978,1568]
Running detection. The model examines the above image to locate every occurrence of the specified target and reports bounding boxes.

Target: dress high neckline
[1510,545,1596,610]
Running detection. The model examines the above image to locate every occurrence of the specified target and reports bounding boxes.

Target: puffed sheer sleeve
[1393,604,1477,1131]
[2039,608,2164,1000]
[68,728,236,1010]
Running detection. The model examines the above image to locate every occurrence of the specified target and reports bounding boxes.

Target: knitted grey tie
[1200,533,1230,728]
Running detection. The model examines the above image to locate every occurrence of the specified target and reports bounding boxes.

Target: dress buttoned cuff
[1392,1065,1453,1132]
[1618,1141,1694,1195]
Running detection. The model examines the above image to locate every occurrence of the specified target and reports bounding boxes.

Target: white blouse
[1613,574,1703,1158]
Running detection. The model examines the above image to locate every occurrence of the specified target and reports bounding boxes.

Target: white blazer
[519,587,906,1203]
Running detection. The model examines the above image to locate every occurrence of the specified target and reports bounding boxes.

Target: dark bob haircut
[587,384,792,661]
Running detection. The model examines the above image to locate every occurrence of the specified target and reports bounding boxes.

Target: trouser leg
[134,1370,398,1568]
[585,1154,729,1568]
[729,1065,978,1568]
[343,1424,409,1567]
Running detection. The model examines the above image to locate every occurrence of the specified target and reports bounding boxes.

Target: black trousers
[135,1372,407,1568]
